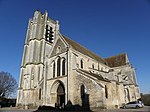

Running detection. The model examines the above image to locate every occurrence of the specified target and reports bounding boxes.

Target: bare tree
[0,71,17,97]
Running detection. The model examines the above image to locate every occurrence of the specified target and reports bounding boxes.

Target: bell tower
[17,10,59,108]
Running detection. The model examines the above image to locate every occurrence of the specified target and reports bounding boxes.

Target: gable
[50,37,67,58]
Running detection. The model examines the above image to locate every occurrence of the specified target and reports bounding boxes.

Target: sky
[0,0,150,94]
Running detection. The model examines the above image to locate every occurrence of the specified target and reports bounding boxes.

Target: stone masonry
[16,11,141,110]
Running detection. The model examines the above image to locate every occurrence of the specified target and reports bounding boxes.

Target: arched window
[39,88,41,100]
[125,88,130,102]
[57,57,61,77]
[105,85,108,99]
[98,64,100,70]
[81,85,85,98]
[92,64,94,69]
[81,59,83,69]
[62,59,65,75]
[53,62,55,78]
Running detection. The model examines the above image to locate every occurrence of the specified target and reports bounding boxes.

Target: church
[16,11,141,109]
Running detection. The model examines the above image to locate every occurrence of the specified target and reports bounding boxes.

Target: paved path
[93,106,150,112]
[0,106,150,112]
[0,107,35,112]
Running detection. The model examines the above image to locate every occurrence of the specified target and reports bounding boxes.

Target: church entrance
[56,83,65,108]
[124,88,130,103]
[50,80,66,108]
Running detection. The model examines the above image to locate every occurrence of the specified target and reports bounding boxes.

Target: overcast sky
[0,0,150,94]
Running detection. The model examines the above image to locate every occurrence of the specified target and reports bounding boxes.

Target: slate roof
[104,53,127,67]
[62,35,106,64]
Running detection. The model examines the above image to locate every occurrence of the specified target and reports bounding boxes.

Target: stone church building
[16,11,141,109]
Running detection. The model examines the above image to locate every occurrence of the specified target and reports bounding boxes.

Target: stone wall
[72,71,105,108]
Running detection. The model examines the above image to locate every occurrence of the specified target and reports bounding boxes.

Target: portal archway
[51,80,65,108]
[57,83,65,107]
[124,88,130,103]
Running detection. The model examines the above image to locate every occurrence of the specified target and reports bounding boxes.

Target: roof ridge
[63,35,99,54]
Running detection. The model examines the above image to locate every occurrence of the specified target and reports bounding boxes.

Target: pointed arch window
[124,88,130,102]
[105,85,108,99]
[57,57,61,77]
[53,62,55,78]
[81,59,83,69]
[92,64,94,69]
[39,88,41,100]
[98,64,100,70]
[62,59,65,75]
[81,85,85,98]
